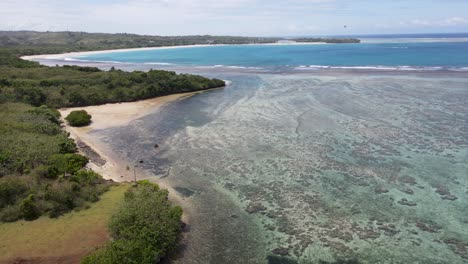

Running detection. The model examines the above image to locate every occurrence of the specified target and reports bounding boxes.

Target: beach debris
[154,143,159,148]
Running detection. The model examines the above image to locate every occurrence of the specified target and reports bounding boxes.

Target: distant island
[0,31,361,55]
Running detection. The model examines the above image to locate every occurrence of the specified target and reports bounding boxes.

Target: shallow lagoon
[89,70,468,264]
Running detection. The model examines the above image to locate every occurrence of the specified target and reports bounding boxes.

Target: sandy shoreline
[59,90,215,183]
[59,88,223,225]
[20,42,326,61]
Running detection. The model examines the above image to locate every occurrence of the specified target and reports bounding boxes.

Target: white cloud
[410,17,468,27]
[0,0,341,35]
[0,0,467,35]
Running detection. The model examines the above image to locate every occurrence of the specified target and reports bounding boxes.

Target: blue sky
[1,0,468,36]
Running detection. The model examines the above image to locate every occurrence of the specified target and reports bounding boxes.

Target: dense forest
[0,49,225,108]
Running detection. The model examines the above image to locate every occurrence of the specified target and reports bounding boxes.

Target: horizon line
[1,30,468,39]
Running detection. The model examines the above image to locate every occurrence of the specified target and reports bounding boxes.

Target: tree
[65,110,92,127]
[68,91,86,106]
[82,181,183,264]
[48,153,89,177]
[19,194,40,221]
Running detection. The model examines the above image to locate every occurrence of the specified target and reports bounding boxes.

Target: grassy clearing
[0,184,129,264]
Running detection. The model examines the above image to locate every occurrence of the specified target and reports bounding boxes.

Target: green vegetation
[82,181,183,264]
[0,49,226,108]
[0,103,110,221]
[0,34,225,221]
[0,184,129,263]
[0,31,360,52]
[0,30,309,261]
[66,110,92,127]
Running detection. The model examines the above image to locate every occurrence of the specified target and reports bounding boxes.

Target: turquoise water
[76,42,468,70]
[60,39,468,263]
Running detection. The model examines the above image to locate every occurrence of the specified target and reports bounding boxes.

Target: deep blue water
[76,41,468,70]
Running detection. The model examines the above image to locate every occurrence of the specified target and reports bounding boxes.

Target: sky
[1,0,468,36]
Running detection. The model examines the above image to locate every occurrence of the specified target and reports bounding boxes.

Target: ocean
[64,36,468,264]
[75,38,468,71]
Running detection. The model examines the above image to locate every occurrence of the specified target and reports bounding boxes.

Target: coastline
[60,93,188,182]
[59,89,218,182]
[9,33,468,263]
[58,88,224,224]
[20,42,326,61]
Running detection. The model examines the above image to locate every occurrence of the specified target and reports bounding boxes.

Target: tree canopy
[82,181,183,264]
[65,110,92,127]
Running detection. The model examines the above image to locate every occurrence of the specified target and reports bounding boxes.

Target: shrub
[0,205,22,222]
[65,110,92,127]
[48,201,70,218]
[71,169,103,185]
[0,177,29,208]
[48,153,89,177]
[31,165,50,178]
[58,136,77,154]
[27,105,61,125]
[20,194,40,221]
[82,181,183,264]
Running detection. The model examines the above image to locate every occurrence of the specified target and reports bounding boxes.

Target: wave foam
[64,58,123,64]
[64,57,90,62]
[144,62,173,65]
[58,58,468,73]
[195,65,262,70]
